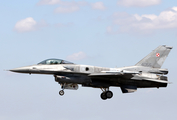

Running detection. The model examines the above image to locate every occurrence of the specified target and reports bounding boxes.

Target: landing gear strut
[100,88,113,100]
[59,84,65,96]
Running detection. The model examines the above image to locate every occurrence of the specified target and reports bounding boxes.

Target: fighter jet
[10,45,172,100]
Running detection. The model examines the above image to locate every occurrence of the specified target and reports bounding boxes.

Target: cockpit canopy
[38,59,74,65]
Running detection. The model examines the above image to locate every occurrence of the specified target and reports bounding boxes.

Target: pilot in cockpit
[38,59,74,65]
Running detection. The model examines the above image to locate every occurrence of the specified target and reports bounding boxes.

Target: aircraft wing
[142,78,172,84]
[88,72,122,77]
[88,70,139,79]
[89,70,139,76]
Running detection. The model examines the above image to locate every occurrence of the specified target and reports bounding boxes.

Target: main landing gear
[100,88,113,100]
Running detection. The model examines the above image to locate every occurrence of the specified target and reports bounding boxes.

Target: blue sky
[1,0,177,120]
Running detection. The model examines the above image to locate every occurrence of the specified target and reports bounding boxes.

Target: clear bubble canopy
[37,58,74,65]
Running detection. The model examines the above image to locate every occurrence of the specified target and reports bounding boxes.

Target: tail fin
[135,45,172,68]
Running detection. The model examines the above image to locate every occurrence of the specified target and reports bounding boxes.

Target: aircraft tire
[105,91,113,99]
[100,92,107,100]
[59,90,64,96]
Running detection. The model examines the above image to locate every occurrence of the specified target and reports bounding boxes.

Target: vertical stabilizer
[135,45,172,68]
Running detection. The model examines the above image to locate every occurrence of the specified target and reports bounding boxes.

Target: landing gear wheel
[105,91,113,99]
[101,92,107,100]
[59,90,64,96]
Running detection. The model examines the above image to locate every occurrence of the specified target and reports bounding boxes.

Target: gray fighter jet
[10,45,172,100]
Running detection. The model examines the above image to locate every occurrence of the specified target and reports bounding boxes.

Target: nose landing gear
[100,88,113,100]
[59,84,65,96]
[59,90,64,96]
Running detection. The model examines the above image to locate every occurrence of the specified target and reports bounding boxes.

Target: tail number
[141,63,152,67]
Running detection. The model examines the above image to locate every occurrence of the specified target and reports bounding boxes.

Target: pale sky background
[1,0,177,120]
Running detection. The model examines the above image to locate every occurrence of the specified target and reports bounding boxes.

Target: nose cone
[9,66,31,73]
